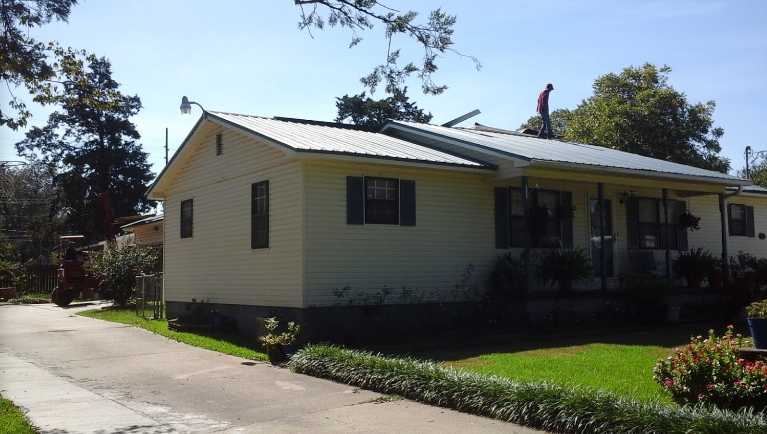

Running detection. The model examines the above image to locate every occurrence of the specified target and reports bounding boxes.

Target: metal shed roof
[385,120,747,184]
[208,111,486,168]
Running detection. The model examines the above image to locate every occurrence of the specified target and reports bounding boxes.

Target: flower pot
[747,317,767,349]
[266,345,288,365]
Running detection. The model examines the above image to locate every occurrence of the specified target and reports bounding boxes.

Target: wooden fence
[0,267,57,294]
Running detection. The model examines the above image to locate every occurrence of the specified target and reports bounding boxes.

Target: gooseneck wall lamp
[180,96,205,115]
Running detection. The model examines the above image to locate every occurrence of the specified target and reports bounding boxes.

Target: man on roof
[537,83,554,139]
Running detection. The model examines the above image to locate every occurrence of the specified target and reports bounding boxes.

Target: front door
[590,199,614,277]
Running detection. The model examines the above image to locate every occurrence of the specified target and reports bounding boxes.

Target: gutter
[724,186,744,198]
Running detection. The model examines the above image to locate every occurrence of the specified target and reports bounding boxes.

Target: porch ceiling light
[180,96,204,115]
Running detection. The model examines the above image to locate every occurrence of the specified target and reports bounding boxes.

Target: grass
[444,342,672,404]
[0,396,37,434]
[79,307,267,361]
[9,291,50,304]
[290,344,767,434]
[367,323,726,406]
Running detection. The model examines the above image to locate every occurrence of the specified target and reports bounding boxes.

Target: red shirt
[537,89,550,114]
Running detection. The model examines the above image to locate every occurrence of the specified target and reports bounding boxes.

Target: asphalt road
[0,303,539,434]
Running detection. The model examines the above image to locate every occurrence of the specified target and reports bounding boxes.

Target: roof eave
[294,150,495,172]
[531,160,751,187]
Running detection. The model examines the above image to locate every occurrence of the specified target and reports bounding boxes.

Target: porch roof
[383,120,750,186]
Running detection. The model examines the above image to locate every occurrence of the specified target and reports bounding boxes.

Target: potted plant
[259,317,301,365]
[537,248,591,294]
[746,299,767,349]
[672,248,714,289]
[678,210,701,231]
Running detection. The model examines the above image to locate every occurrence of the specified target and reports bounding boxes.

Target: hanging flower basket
[678,211,701,231]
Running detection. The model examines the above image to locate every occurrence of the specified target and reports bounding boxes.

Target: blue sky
[2,0,766,177]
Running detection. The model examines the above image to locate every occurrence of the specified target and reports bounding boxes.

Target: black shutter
[560,191,573,248]
[727,204,734,236]
[747,206,756,238]
[346,176,364,225]
[494,187,509,248]
[679,202,688,250]
[399,180,416,226]
[251,181,269,249]
[626,197,639,248]
[180,199,193,238]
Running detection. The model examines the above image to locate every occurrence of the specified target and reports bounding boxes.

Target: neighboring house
[147,111,759,338]
[117,214,164,248]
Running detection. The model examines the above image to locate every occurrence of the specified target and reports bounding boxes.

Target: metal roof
[207,111,486,168]
[385,120,747,184]
[121,214,163,229]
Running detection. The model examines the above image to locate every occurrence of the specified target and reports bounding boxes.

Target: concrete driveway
[0,303,538,433]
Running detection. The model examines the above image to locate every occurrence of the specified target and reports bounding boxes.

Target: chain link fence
[135,273,164,319]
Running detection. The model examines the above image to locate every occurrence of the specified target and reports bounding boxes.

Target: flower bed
[654,326,767,411]
[290,344,767,434]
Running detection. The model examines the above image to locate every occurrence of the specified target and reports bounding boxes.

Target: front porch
[493,167,739,293]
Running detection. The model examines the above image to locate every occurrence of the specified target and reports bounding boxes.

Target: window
[365,177,399,224]
[728,203,755,237]
[180,199,193,238]
[628,197,687,250]
[251,181,269,249]
[216,133,223,156]
[637,198,659,249]
[497,187,573,248]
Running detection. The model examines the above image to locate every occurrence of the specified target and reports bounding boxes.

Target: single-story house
[117,214,164,248]
[147,110,765,338]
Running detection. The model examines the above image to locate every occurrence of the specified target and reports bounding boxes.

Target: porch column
[719,193,729,290]
[521,176,531,292]
[598,183,607,292]
[662,188,671,280]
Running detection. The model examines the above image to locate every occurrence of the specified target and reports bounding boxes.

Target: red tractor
[51,235,100,307]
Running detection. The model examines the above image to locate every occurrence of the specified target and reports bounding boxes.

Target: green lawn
[0,396,36,434]
[444,342,673,404]
[79,307,267,361]
[369,324,721,405]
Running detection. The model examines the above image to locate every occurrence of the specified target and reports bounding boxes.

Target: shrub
[91,245,159,306]
[487,252,526,298]
[290,344,767,434]
[747,299,767,319]
[673,248,715,288]
[259,317,301,347]
[537,248,591,294]
[654,326,767,411]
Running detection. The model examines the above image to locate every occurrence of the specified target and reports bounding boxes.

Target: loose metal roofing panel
[386,120,747,183]
[207,111,485,168]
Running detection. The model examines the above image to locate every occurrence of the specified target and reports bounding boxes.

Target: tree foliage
[294,0,478,95]
[0,162,61,261]
[520,64,729,172]
[15,48,154,241]
[335,87,431,130]
[1,0,78,130]
[91,245,159,306]
[519,109,572,138]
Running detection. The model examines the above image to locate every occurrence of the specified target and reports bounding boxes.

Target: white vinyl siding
[163,124,303,307]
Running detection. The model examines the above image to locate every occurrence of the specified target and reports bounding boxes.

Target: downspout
[719,186,744,291]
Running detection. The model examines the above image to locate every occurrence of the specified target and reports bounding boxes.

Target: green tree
[335,88,432,130]
[1,0,78,130]
[520,64,729,172]
[0,162,62,261]
[15,48,154,241]
[519,109,572,138]
[91,245,159,306]
[741,157,767,187]
[293,1,478,95]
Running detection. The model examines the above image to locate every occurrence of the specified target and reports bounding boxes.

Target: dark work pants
[538,110,552,139]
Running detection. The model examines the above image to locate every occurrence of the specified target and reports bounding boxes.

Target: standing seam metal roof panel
[207,111,485,167]
[388,120,746,182]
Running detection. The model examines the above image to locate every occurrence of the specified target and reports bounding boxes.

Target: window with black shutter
[251,181,269,248]
[728,203,754,237]
[180,199,193,238]
[364,177,399,225]
[627,197,687,249]
[497,187,572,248]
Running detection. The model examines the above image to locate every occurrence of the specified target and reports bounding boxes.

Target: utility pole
[165,127,169,165]
[746,146,752,179]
